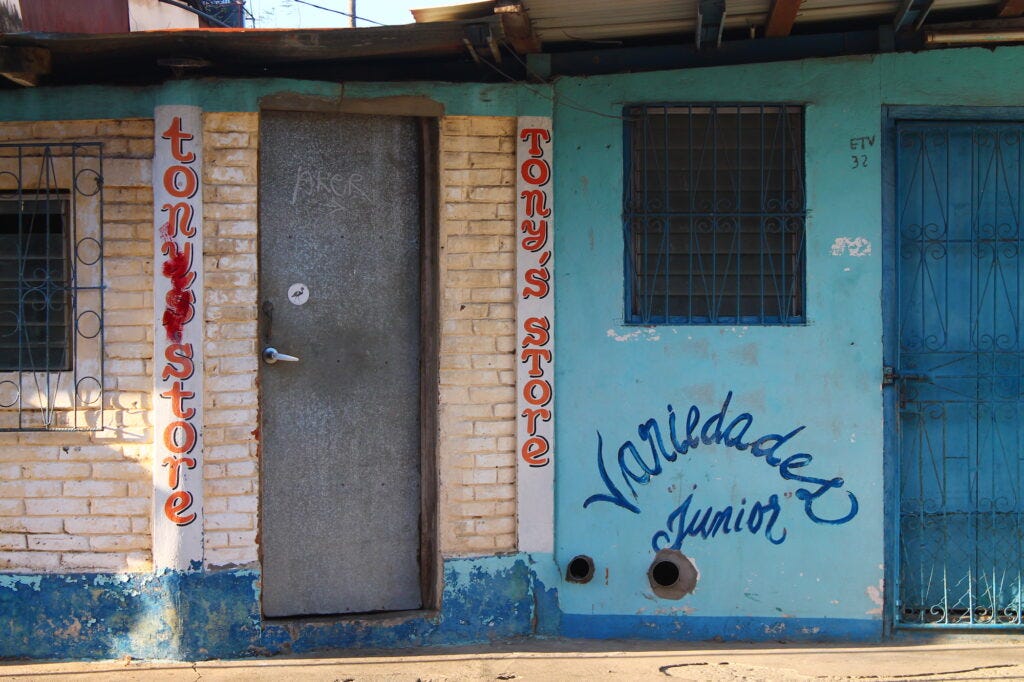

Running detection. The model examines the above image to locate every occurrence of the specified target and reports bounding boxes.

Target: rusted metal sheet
[20,0,129,33]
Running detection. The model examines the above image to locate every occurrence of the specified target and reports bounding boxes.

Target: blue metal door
[895,121,1024,627]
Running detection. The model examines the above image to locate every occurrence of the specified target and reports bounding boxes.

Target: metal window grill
[624,104,806,325]
[0,143,104,431]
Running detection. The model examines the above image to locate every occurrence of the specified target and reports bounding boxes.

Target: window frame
[622,102,808,326]
[0,191,74,372]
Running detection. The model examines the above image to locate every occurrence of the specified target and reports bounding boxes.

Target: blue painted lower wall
[0,555,880,660]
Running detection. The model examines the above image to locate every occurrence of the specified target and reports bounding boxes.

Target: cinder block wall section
[437,116,519,556]
[0,119,155,572]
[201,112,260,569]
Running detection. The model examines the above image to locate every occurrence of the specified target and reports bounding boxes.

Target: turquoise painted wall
[551,45,1024,631]
[0,78,551,120]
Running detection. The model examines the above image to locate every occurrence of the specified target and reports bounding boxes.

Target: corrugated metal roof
[416,0,1006,43]
[2,0,1018,88]
[526,0,1002,41]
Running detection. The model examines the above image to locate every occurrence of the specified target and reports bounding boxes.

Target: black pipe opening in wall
[648,549,699,599]
[566,555,595,584]
[651,560,680,587]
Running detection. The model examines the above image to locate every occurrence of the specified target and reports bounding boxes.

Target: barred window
[624,105,806,325]
[0,143,104,431]
[0,194,72,371]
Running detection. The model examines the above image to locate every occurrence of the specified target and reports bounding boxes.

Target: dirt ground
[4,636,1024,681]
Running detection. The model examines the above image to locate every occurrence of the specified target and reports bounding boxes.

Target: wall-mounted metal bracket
[883,366,930,386]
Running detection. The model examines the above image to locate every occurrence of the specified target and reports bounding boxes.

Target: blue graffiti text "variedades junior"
[652,493,787,550]
[582,391,859,525]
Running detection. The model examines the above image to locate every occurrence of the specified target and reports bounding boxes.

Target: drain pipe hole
[651,560,680,587]
[566,555,595,584]
[648,549,699,599]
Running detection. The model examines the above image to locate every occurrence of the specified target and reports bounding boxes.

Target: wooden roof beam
[998,0,1024,17]
[0,46,50,87]
[765,0,803,38]
[494,0,541,54]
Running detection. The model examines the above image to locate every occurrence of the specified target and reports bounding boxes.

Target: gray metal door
[258,111,423,617]
[894,121,1024,627]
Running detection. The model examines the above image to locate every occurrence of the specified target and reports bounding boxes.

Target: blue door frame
[883,106,1024,634]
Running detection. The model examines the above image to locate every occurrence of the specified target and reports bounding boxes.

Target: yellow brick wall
[201,112,260,568]
[437,116,519,556]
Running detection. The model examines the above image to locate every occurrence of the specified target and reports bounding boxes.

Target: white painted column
[515,117,555,553]
[152,105,205,570]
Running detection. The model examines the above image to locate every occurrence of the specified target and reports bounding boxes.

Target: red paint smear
[161,237,195,342]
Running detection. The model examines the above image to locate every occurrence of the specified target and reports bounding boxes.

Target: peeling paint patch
[652,605,696,615]
[866,578,884,616]
[606,327,660,342]
[831,236,872,257]
[717,326,750,338]
[0,557,551,660]
[0,575,42,592]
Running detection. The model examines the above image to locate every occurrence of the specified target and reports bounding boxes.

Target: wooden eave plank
[765,0,802,38]
[2,19,500,64]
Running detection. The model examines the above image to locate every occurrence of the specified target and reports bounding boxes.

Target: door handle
[263,347,299,364]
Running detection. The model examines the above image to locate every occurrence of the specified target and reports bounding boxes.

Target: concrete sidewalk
[3,637,1024,681]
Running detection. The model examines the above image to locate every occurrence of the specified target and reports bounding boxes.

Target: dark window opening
[625,104,807,325]
[0,194,72,371]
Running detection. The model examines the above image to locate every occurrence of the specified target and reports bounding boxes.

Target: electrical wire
[480,45,634,122]
[506,48,638,122]
[292,0,386,27]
